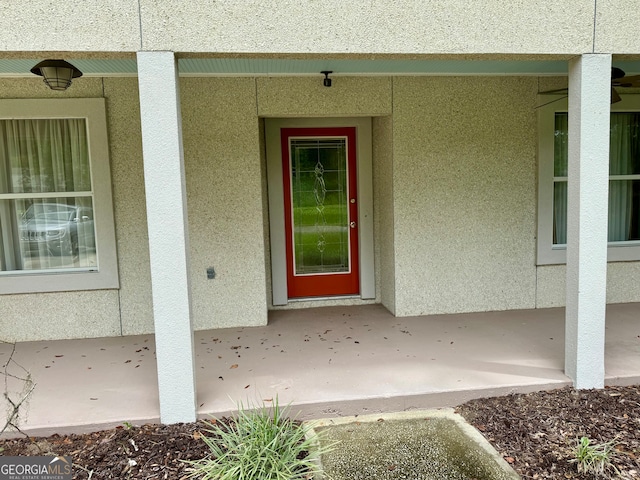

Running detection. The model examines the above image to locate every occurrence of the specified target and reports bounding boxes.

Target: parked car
[19,203,95,257]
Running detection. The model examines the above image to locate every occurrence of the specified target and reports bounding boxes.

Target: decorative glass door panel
[291,138,349,274]
[282,127,359,298]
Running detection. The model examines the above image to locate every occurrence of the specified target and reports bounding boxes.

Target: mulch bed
[1,385,640,479]
[0,421,210,479]
[457,385,640,479]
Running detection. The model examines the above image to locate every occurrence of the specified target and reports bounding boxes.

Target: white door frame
[265,117,374,305]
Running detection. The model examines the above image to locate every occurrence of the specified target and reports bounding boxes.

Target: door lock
[350,221,357,228]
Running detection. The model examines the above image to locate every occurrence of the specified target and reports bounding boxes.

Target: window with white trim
[537,95,640,264]
[0,99,118,293]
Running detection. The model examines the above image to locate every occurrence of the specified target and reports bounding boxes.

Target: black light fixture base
[321,70,333,87]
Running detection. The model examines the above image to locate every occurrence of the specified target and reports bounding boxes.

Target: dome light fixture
[30,59,83,91]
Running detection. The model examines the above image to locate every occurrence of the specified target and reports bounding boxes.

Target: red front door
[281,127,359,298]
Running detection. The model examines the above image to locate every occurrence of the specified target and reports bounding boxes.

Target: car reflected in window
[19,203,96,258]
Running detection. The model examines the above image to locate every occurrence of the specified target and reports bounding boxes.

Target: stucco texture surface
[256,76,391,117]
[373,115,396,314]
[3,0,639,55]
[181,77,268,329]
[537,263,640,308]
[138,0,594,54]
[0,77,103,100]
[0,0,140,52]
[103,78,155,336]
[595,1,640,54]
[1,291,121,342]
[391,76,538,316]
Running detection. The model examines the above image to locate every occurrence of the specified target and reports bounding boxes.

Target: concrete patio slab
[1,303,639,437]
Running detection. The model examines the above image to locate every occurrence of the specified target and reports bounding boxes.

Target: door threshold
[288,295,361,303]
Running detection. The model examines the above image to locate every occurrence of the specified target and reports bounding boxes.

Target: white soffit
[1,58,639,77]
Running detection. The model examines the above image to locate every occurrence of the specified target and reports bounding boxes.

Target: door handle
[350,221,357,228]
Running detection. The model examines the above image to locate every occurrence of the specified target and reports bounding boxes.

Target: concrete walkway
[2,303,640,436]
[310,410,520,479]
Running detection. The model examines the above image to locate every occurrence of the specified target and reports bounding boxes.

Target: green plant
[571,436,619,477]
[185,399,334,480]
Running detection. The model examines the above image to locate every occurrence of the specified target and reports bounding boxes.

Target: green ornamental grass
[571,436,619,477]
[186,399,332,480]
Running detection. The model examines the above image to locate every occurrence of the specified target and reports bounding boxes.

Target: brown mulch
[457,385,640,479]
[0,421,211,479]
[1,385,640,479]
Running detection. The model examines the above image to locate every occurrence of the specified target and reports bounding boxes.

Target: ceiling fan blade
[614,75,640,88]
[539,88,568,95]
[611,87,622,104]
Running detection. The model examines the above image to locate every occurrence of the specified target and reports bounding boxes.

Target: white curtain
[0,119,92,271]
[4,119,90,194]
[553,113,639,245]
[608,113,640,242]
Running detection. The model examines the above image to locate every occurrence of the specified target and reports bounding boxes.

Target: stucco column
[565,54,611,389]
[137,51,197,423]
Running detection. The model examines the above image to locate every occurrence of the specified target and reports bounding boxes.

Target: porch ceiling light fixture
[30,59,83,91]
[321,70,333,87]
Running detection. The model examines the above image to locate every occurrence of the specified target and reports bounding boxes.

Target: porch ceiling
[1,57,640,77]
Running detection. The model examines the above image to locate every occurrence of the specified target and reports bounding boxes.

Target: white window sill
[537,243,640,265]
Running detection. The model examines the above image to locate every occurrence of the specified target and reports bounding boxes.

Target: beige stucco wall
[391,76,539,316]
[0,1,623,55]
[181,77,268,329]
[607,263,640,303]
[0,1,141,52]
[2,0,639,55]
[105,76,271,333]
[373,116,396,314]
[1,290,121,342]
[537,263,640,308]
[104,77,155,335]
[2,73,640,342]
[595,1,640,54]
[389,75,640,316]
[139,0,595,54]
[256,77,392,118]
